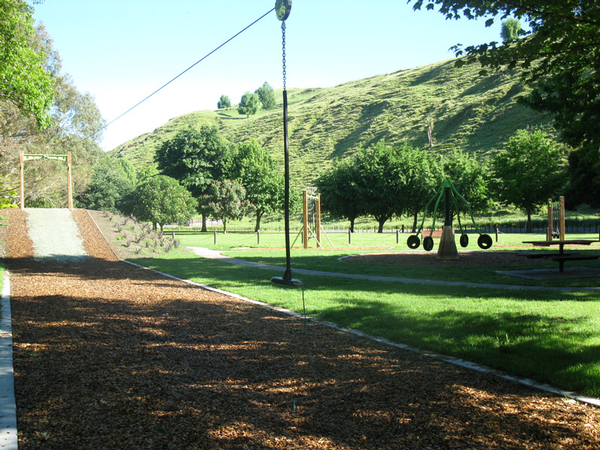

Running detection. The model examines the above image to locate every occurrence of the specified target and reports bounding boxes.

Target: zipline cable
[88,7,275,140]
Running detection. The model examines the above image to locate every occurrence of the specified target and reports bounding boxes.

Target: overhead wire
[88,7,275,141]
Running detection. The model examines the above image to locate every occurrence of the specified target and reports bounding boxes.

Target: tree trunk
[349,218,355,233]
[201,213,207,232]
[254,211,264,233]
[377,220,385,233]
[526,208,532,233]
[412,213,418,233]
[223,218,227,234]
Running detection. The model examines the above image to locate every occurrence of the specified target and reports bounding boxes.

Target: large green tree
[228,140,285,232]
[155,125,231,231]
[409,0,600,206]
[399,145,443,232]
[199,179,252,233]
[0,0,54,128]
[7,25,104,208]
[490,130,567,232]
[352,142,405,233]
[316,157,365,233]
[133,175,197,231]
[441,150,490,215]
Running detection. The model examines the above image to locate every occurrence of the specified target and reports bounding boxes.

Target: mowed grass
[132,231,600,397]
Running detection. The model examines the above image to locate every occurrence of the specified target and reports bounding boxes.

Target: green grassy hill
[110,58,553,186]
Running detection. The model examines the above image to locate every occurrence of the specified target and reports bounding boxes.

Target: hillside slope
[111,58,553,186]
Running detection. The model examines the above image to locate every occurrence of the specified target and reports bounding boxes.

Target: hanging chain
[281,21,287,89]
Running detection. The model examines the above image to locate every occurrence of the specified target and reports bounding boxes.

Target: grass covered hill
[110,58,553,186]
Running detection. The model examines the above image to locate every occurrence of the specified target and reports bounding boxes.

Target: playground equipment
[547,196,565,241]
[407,179,492,259]
[20,151,73,210]
[271,0,302,286]
[290,189,333,249]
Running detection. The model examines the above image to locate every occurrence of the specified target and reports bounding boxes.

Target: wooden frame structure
[20,151,73,210]
[302,189,322,249]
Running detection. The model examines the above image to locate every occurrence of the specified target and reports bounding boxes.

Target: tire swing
[407,179,493,257]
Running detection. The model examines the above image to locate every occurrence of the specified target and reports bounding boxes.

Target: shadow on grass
[130,255,600,397]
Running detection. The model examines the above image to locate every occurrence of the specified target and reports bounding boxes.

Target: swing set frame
[19,150,73,210]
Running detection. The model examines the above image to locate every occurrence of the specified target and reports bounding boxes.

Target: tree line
[81,125,566,234]
[82,125,288,232]
[317,129,566,233]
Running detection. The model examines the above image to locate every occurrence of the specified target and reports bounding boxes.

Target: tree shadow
[10,255,600,448]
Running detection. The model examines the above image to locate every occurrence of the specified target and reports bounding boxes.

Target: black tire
[460,234,469,248]
[407,235,421,249]
[477,234,493,249]
[423,236,434,251]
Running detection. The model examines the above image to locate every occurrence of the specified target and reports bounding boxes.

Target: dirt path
[3,209,600,449]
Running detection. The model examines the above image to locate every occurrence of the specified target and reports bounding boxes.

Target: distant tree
[316,158,365,232]
[217,95,231,109]
[237,92,260,118]
[199,179,253,233]
[255,82,276,113]
[227,140,285,232]
[133,175,197,231]
[155,125,232,231]
[491,130,567,232]
[501,18,522,43]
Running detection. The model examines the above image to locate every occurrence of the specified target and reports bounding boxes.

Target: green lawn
[131,234,600,398]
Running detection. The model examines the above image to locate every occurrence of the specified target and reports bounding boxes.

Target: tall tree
[490,130,567,232]
[5,25,104,208]
[0,0,54,128]
[255,82,276,114]
[409,0,600,206]
[237,92,260,118]
[155,125,231,231]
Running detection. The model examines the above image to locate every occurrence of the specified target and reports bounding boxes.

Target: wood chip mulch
[2,208,600,449]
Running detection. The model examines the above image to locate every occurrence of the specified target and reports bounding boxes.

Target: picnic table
[521,239,600,272]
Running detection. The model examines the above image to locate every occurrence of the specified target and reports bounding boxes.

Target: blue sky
[31,1,503,151]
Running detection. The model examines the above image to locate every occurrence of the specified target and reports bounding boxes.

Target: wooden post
[303,190,308,249]
[316,193,322,249]
[19,151,24,210]
[67,152,73,210]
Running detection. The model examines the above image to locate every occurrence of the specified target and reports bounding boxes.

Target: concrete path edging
[0,270,17,449]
